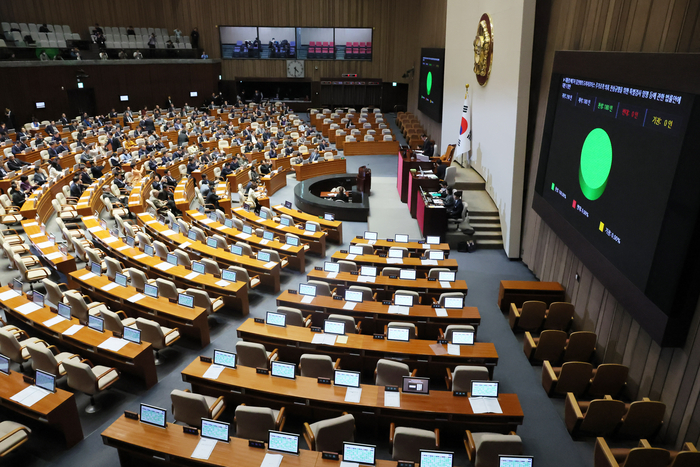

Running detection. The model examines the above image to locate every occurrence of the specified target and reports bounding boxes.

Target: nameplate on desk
[22,375,35,385]
[317,377,331,385]
[200,356,213,363]
[398,461,415,467]
[453,391,468,397]
[254,318,265,324]
[387,239,394,242]
[389,275,398,279]
[288,289,297,294]
[322,452,339,460]
[437,339,448,345]
[256,368,269,375]
[382,300,392,305]
[431,303,441,308]
[373,334,385,340]
[124,410,139,420]
[350,271,359,275]
[310,326,322,333]
[340,250,348,254]
[314,266,323,271]
[379,253,387,258]
[428,277,437,282]
[385,385,399,392]
[333,295,343,301]
[249,440,266,449]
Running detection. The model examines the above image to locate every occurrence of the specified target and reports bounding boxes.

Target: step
[473,231,503,240]
[476,239,504,249]
[471,222,502,232]
[453,180,486,191]
[468,211,500,219]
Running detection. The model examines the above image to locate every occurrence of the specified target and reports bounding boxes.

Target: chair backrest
[202,258,221,276]
[100,309,125,334]
[235,241,253,256]
[62,359,98,395]
[174,249,192,268]
[104,257,123,281]
[129,269,148,291]
[313,414,356,452]
[578,399,626,435]
[452,366,489,393]
[533,330,568,362]
[618,400,666,439]
[563,331,596,362]
[0,329,23,362]
[588,364,629,398]
[444,325,475,342]
[155,278,179,300]
[235,405,277,440]
[381,267,401,277]
[308,280,333,296]
[26,342,62,375]
[348,285,373,301]
[327,314,357,334]
[438,292,464,307]
[554,361,593,396]
[41,278,64,306]
[171,389,210,427]
[518,301,547,331]
[275,306,306,327]
[337,260,357,272]
[669,449,700,467]
[375,359,410,386]
[444,166,456,185]
[236,341,269,368]
[64,290,90,324]
[299,354,334,378]
[153,241,169,260]
[543,302,575,331]
[135,317,166,349]
[427,267,450,279]
[472,433,523,467]
[392,426,436,462]
[622,448,671,467]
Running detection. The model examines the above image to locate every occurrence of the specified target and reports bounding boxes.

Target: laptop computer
[364,231,378,241]
[192,261,206,274]
[394,294,414,307]
[324,319,346,335]
[438,271,456,282]
[178,293,195,308]
[299,283,316,297]
[360,266,377,277]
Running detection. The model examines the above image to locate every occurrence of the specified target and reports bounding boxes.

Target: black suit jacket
[422,140,434,158]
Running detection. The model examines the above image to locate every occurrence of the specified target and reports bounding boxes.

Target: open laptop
[266,311,287,327]
[286,235,299,246]
[242,225,253,235]
[471,380,499,398]
[270,361,296,380]
[222,269,237,282]
[224,218,234,228]
[144,283,159,299]
[201,418,230,442]
[388,249,403,259]
[334,369,361,388]
[305,222,317,232]
[426,236,441,245]
[499,456,534,467]
[280,217,292,227]
[178,293,195,308]
[348,245,364,256]
[428,250,445,261]
[230,245,243,256]
[166,253,179,266]
[262,231,275,241]
[343,442,376,465]
[144,244,155,257]
[268,430,300,455]
[257,251,271,262]
[402,376,430,395]
[192,261,206,274]
[206,237,218,248]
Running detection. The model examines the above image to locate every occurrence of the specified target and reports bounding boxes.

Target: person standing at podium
[420,134,434,158]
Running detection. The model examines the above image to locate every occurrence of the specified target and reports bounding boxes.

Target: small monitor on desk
[222,269,237,282]
[471,381,499,398]
[144,283,159,299]
[230,245,243,256]
[201,418,230,442]
[305,222,317,232]
[0,353,10,375]
[360,266,376,277]
[324,262,339,273]
[172,224,180,234]
[280,217,292,227]
[192,261,206,274]
[126,236,135,247]
[364,231,378,241]
[284,201,292,209]
[438,271,455,282]
[35,370,56,393]
[428,250,445,261]
[343,442,376,465]
[348,245,364,256]
[140,404,167,428]
[242,225,253,235]
[286,236,299,246]
[166,253,179,266]
[395,234,409,243]
[178,293,194,308]
[399,269,416,280]
[259,210,268,220]
[268,430,300,455]
[224,218,234,228]
[394,294,414,307]
[123,327,141,344]
[91,261,102,275]
[206,237,218,249]
[12,278,22,293]
[344,290,363,303]
[299,283,316,297]
[266,311,287,327]
[334,369,361,388]
[499,456,534,467]
[426,236,441,245]
[257,251,271,262]
[420,450,454,467]
[388,249,403,259]
[263,231,274,241]
[402,376,430,395]
[88,315,104,333]
[387,326,410,342]
[270,361,296,380]
[324,319,346,335]
[213,349,236,369]
[144,244,155,257]
[57,302,71,320]
[32,291,45,307]
[187,230,198,241]
[452,330,474,345]
[443,296,463,309]
[324,213,335,221]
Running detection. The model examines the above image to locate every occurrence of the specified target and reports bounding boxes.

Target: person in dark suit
[186,157,199,175]
[7,154,29,170]
[447,191,465,219]
[69,176,83,198]
[420,134,434,158]
[335,187,349,202]
[10,183,25,208]
[10,141,24,156]
[259,160,272,175]
[78,166,92,185]
[163,170,177,187]
[436,159,447,180]
[308,149,320,162]
[58,113,69,126]
[177,130,188,147]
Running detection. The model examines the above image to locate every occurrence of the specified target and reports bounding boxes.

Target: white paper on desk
[63,324,83,335]
[303,231,315,236]
[10,386,51,407]
[98,337,129,352]
[421,259,438,266]
[345,254,357,260]
[43,315,67,327]
[201,218,214,224]
[191,437,218,460]
[101,282,119,291]
[311,334,326,344]
[434,307,448,317]
[358,275,375,283]
[0,289,21,301]
[79,272,96,280]
[24,221,38,227]
[127,293,146,303]
[345,387,362,403]
[384,391,401,408]
[155,262,175,271]
[447,344,461,356]
[386,258,403,264]
[16,302,41,315]
[203,364,225,380]
[429,343,447,355]
[469,397,503,414]
[179,241,192,248]
[422,244,431,249]
[323,335,336,345]
[388,305,410,315]
[133,254,148,260]
[343,302,357,310]
[215,280,231,287]
[260,453,284,467]
[29,233,44,239]
[103,236,119,244]
[116,245,130,251]
[340,462,359,467]
[88,226,102,233]
[161,229,176,236]
[237,233,251,240]
[301,295,314,304]
[37,241,54,249]
[440,281,451,289]
[323,272,337,279]
[45,252,64,260]
[216,225,228,231]
[281,244,291,250]
[184,272,200,280]
[263,261,276,269]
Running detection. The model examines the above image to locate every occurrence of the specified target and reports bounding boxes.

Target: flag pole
[455,83,470,168]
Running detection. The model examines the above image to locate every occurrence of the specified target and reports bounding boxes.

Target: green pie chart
[579,128,612,201]
[426,71,432,95]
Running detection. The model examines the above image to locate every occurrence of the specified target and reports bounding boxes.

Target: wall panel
[522,0,700,447]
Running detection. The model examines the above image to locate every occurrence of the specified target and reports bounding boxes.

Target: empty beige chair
[153,241,170,260]
[337,260,357,272]
[348,285,374,301]
[355,243,374,255]
[394,289,419,305]
[0,421,31,457]
[3,242,39,269]
[136,232,152,250]
[235,242,253,257]
[261,249,287,268]
[508,301,547,332]
[135,317,180,365]
[236,341,278,368]
[26,342,80,377]
[565,393,626,437]
[125,268,154,292]
[104,257,127,281]
[308,280,334,297]
[543,302,575,331]
[327,314,360,334]
[186,288,224,315]
[276,306,311,327]
[211,234,228,249]
[62,358,120,413]
[445,365,490,392]
[375,358,414,387]
[41,278,68,308]
[563,331,597,362]
[235,405,286,441]
[381,267,401,277]
[304,414,355,452]
[15,254,51,289]
[427,267,450,279]
[174,249,192,268]
[617,398,665,439]
[523,329,567,363]
[299,354,339,379]
[438,292,464,307]
[0,329,48,371]
[52,199,79,220]
[541,361,593,397]
[465,430,523,467]
[155,278,184,300]
[64,290,107,324]
[386,322,417,339]
[390,423,439,462]
[171,389,225,427]
[228,265,260,289]
[100,309,137,334]
[593,438,670,467]
[202,258,221,276]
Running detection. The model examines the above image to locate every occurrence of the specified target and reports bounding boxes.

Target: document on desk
[336,335,348,344]
[260,453,284,467]
[24,221,38,227]
[388,305,410,315]
[237,233,251,240]
[133,254,148,260]
[0,289,21,301]
[45,251,65,260]
[29,233,44,239]
[190,437,218,460]
[10,386,51,407]
[340,462,359,467]
[422,244,431,249]
[421,259,438,266]
[203,364,225,380]
[101,282,119,291]
[260,239,270,245]
[63,324,83,335]
[98,337,129,352]
[326,272,338,279]
[301,295,314,304]
[434,307,448,317]
[103,236,119,244]
[447,344,461,356]
[215,280,231,287]
[440,281,451,288]
[127,293,146,303]
[16,302,42,315]
[154,262,175,271]
[216,225,228,231]
[469,397,503,414]
[345,387,362,403]
[185,272,200,280]
[179,241,192,249]
[384,391,401,408]
[43,315,67,328]
[160,229,176,236]
[386,258,403,264]
[79,272,97,280]
[200,218,214,224]
[358,275,375,283]
[312,334,336,346]
[303,231,315,236]
[429,343,448,355]
[281,244,291,250]
[345,254,357,260]
[87,226,102,233]
[264,261,276,269]
[343,302,357,310]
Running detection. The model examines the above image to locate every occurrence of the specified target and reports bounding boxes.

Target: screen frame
[139,403,167,428]
[471,380,499,398]
[402,375,430,395]
[499,455,534,467]
[387,326,410,342]
[343,442,376,465]
[0,353,10,375]
[333,369,361,388]
[267,430,300,455]
[123,326,141,344]
[35,369,56,393]
[213,349,237,369]
[419,450,454,467]
[88,315,104,332]
[270,361,297,380]
[201,418,230,442]
[266,311,287,327]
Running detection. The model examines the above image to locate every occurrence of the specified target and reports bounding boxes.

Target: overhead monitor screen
[418,48,445,123]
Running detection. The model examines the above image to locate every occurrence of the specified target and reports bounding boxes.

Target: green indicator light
[426,72,433,95]
[579,128,612,201]
[551,183,555,190]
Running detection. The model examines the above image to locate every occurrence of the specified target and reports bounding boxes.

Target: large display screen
[418,48,445,122]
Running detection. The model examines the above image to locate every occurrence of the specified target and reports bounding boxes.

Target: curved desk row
[330,251,458,272]
[349,237,450,254]
[273,205,342,244]
[292,158,347,182]
[294,174,369,223]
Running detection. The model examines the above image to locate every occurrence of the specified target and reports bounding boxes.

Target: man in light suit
[308,149,320,163]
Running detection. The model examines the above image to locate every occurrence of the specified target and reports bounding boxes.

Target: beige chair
[565,393,626,437]
[62,358,120,413]
[135,317,180,365]
[375,359,415,387]
[152,241,170,261]
[186,288,224,315]
[523,330,567,363]
[228,265,260,289]
[51,199,80,220]
[26,342,81,377]
[104,257,127,281]
[593,438,670,467]
[236,341,278,369]
[562,331,597,362]
[389,423,439,462]
[427,267,450,279]
[464,430,523,467]
[171,389,225,427]
[15,254,51,290]
[327,314,361,334]
[64,290,107,325]
[2,242,39,269]
[541,361,593,397]
[100,309,137,334]
[235,405,286,441]
[303,413,355,452]
[508,301,547,332]
[308,280,334,297]
[174,249,192,269]
[41,278,69,308]
[445,365,489,392]
[202,258,221,276]
[276,306,311,327]
[155,278,185,300]
[0,228,27,248]
[381,267,401,277]
[348,285,374,301]
[261,249,287,268]
[337,260,357,272]
[299,354,340,379]
[0,328,49,371]
[0,421,31,457]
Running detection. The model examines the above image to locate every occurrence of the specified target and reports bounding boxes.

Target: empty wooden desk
[349,237,450,255]
[293,158,347,181]
[331,251,458,273]
[261,169,288,196]
[498,281,566,312]
[273,204,343,244]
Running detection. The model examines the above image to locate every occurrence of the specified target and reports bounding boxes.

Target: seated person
[259,160,272,175]
[19,175,34,193]
[131,165,145,185]
[7,154,29,170]
[163,169,178,187]
[447,191,465,218]
[9,182,26,208]
[335,186,349,202]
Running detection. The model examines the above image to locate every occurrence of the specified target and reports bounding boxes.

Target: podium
[357,166,371,193]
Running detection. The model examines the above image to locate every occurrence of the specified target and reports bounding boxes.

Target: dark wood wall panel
[522,0,700,449]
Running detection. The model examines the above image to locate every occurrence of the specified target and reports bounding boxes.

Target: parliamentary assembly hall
[0,1,699,466]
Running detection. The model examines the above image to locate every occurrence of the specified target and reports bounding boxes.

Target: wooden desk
[261,169,287,196]
[21,220,77,276]
[82,216,250,314]
[76,174,111,217]
[497,280,566,312]
[0,371,83,447]
[417,191,448,243]
[349,238,450,255]
[0,287,157,388]
[237,319,498,378]
[408,173,441,218]
[69,270,211,347]
[293,158,347,182]
[187,210,306,273]
[276,290,478,336]
[232,206,327,257]
[181,361,523,435]
[397,149,434,203]
[331,252,458,272]
[273,205,343,244]
[343,140,400,156]
[137,213,282,293]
